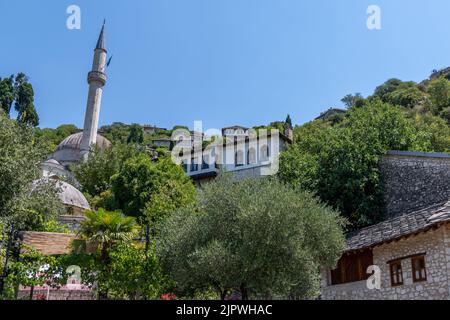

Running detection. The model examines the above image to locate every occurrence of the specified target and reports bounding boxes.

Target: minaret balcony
[88,71,107,86]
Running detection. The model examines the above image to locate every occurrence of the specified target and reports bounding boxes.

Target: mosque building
[18,23,111,299]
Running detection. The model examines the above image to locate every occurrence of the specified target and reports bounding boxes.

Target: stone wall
[57,215,86,232]
[17,289,94,301]
[381,151,450,218]
[321,224,450,300]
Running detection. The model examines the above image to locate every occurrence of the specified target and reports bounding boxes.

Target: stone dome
[56,132,111,152]
[56,180,91,211]
[32,179,91,212]
[50,132,111,166]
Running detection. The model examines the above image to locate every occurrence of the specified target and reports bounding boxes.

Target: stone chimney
[284,122,294,142]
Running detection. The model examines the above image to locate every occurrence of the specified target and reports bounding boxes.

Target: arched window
[247,148,256,165]
[235,150,244,167]
[260,145,269,162]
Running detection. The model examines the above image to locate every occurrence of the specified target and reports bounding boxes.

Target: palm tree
[77,209,137,299]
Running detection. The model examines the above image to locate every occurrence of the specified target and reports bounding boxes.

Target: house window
[412,256,427,283]
[190,159,199,172]
[235,150,244,167]
[390,261,403,286]
[247,148,256,165]
[330,249,373,285]
[260,145,269,162]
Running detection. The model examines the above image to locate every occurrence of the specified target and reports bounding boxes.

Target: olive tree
[157,176,346,300]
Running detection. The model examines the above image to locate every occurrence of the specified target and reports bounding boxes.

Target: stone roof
[56,180,91,210]
[32,179,91,211]
[346,201,450,251]
[315,108,347,120]
[20,231,75,256]
[56,132,111,152]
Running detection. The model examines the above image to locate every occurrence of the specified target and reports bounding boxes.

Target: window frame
[389,260,404,287]
[411,256,427,283]
[329,249,374,286]
[235,150,244,167]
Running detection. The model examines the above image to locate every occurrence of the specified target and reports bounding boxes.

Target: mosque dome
[50,132,111,166]
[32,179,91,215]
[56,180,91,211]
[56,132,111,152]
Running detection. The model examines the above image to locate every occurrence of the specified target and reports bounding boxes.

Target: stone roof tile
[346,201,450,251]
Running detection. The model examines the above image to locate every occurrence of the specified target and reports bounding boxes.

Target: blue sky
[1,0,450,130]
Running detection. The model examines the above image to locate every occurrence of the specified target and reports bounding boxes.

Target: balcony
[185,162,219,180]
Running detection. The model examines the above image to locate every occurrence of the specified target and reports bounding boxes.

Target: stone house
[180,125,293,187]
[321,151,450,300]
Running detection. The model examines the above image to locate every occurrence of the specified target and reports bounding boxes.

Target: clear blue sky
[1,0,450,130]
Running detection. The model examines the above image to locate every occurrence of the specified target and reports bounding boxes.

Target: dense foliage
[0,112,64,299]
[0,112,64,230]
[72,143,140,200]
[157,176,346,300]
[35,124,80,155]
[280,76,450,229]
[0,73,39,126]
[111,154,197,225]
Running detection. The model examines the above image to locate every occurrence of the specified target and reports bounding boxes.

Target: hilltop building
[180,123,293,187]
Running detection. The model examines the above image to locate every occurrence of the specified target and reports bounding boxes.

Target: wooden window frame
[411,256,427,283]
[329,249,373,286]
[389,260,404,287]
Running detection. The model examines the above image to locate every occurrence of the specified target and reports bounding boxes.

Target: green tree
[144,179,197,226]
[127,124,144,144]
[428,77,450,115]
[157,176,346,300]
[0,76,15,115]
[76,209,138,299]
[99,122,133,144]
[384,85,424,109]
[279,100,432,229]
[0,112,62,227]
[13,73,39,127]
[73,143,140,199]
[285,114,292,127]
[373,79,425,109]
[341,93,365,108]
[105,242,165,300]
[111,155,196,223]
[411,112,450,152]
[373,78,404,101]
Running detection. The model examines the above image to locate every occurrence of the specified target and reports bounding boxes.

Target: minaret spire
[96,20,106,51]
[80,22,108,157]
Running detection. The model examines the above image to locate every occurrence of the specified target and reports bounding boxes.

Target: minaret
[80,21,108,156]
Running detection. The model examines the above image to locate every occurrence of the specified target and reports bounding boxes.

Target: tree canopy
[279,99,449,229]
[111,154,196,224]
[0,112,63,230]
[157,176,346,300]
[0,73,39,127]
